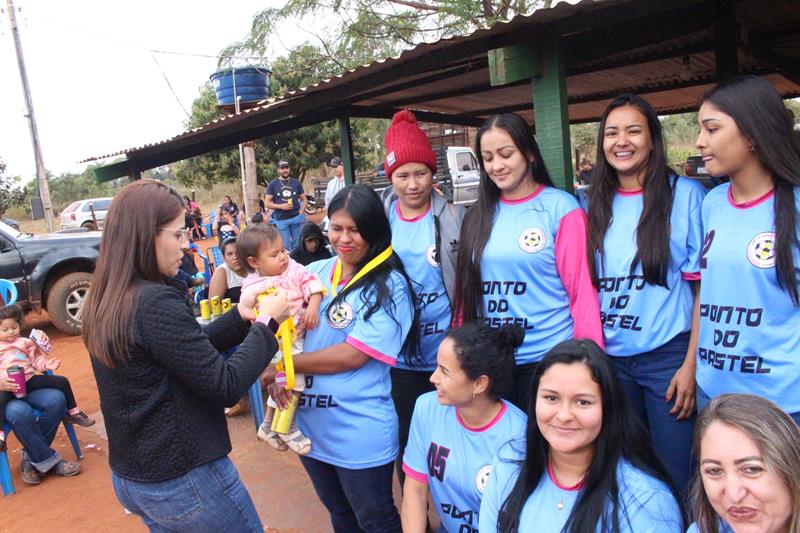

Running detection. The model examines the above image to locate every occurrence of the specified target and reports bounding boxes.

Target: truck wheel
[46,272,92,336]
[81,221,96,230]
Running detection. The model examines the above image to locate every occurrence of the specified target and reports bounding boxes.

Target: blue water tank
[210,66,271,106]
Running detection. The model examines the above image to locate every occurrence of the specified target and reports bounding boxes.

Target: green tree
[0,157,26,214]
[220,0,555,69]
[175,46,381,190]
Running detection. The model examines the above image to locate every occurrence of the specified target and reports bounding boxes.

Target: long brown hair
[587,94,675,289]
[82,179,184,368]
[691,394,800,533]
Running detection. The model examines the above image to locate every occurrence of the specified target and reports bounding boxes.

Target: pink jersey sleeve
[555,208,604,348]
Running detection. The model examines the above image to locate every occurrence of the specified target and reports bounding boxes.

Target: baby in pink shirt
[0,305,95,451]
[237,224,325,455]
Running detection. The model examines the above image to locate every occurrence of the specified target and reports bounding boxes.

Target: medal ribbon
[331,246,393,297]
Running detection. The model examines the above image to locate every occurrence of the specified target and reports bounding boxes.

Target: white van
[59,197,113,230]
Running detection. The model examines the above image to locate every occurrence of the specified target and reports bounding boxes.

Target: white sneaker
[279,429,312,456]
[257,423,288,451]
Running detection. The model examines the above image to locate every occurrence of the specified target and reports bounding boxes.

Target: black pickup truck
[0,220,101,335]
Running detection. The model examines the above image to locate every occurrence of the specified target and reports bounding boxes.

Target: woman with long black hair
[479,339,684,533]
[268,184,419,533]
[454,113,603,410]
[694,75,800,424]
[586,94,706,491]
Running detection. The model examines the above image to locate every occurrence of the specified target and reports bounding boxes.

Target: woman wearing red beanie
[379,110,465,485]
[454,113,603,411]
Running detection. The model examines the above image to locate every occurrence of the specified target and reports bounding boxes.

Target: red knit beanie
[384,110,437,179]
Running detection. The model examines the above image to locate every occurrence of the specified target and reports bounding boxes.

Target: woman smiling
[479,339,684,533]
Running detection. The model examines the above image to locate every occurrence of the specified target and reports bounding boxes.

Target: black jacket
[91,277,278,482]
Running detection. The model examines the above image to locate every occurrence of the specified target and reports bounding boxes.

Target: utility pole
[6,0,55,231]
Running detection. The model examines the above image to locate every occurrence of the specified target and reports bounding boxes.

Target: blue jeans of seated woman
[609,332,695,493]
[5,388,66,473]
[112,456,262,533]
[696,387,800,426]
[300,456,401,533]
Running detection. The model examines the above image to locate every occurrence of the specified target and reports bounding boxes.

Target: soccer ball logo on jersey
[747,232,775,269]
[475,465,492,494]
[327,302,354,329]
[517,227,546,254]
[425,244,440,268]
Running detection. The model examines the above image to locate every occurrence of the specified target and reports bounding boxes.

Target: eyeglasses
[160,227,191,241]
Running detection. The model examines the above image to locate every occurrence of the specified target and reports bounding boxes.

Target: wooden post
[7,0,55,231]
[242,141,260,219]
[533,39,573,193]
[338,115,355,186]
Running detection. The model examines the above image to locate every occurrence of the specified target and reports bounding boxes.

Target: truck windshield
[0,220,21,239]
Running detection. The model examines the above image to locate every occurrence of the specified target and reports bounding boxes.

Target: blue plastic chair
[207,246,223,272]
[202,211,217,239]
[0,280,18,306]
[219,347,265,432]
[189,243,212,286]
[0,371,85,496]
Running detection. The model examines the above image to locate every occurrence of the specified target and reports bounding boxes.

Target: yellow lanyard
[331,246,394,297]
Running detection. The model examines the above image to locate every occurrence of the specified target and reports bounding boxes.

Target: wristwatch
[261,316,280,335]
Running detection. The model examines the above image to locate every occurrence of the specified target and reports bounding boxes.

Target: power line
[151,54,191,119]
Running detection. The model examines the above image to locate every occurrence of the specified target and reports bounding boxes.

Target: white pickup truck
[433,146,480,206]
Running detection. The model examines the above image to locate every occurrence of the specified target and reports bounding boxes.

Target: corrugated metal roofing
[82,0,800,174]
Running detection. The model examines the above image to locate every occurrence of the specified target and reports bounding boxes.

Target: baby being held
[237,224,325,455]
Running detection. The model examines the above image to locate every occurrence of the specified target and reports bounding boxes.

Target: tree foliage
[220,0,555,70]
[0,158,26,215]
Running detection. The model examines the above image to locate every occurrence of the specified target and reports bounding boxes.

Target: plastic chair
[0,280,18,306]
[219,347,264,433]
[189,243,212,285]
[202,211,217,238]
[207,246,223,271]
[0,371,84,496]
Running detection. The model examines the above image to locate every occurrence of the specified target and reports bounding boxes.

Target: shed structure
[84,0,800,192]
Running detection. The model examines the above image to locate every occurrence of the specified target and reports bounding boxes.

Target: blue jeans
[274,213,304,250]
[5,388,65,473]
[609,332,695,492]
[300,456,401,533]
[697,387,800,426]
[112,457,262,533]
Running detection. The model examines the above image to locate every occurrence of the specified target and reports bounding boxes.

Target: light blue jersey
[698,184,800,414]
[596,178,706,356]
[389,201,452,371]
[480,186,603,365]
[403,392,526,533]
[479,444,682,532]
[298,257,414,468]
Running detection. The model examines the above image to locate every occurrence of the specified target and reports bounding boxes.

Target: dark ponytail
[446,323,522,398]
[703,76,800,305]
[454,113,554,322]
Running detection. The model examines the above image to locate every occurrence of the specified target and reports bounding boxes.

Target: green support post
[533,39,572,193]
[338,115,355,186]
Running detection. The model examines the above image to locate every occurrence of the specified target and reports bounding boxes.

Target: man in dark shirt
[265,160,306,250]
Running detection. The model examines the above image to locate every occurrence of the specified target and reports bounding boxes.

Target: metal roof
[84,0,800,180]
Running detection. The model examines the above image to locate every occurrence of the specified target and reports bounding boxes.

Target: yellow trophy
[256,292,298,435]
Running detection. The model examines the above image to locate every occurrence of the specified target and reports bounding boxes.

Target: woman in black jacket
[82,180,290,533]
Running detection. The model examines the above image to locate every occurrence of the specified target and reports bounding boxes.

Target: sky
[0,0,294,182]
